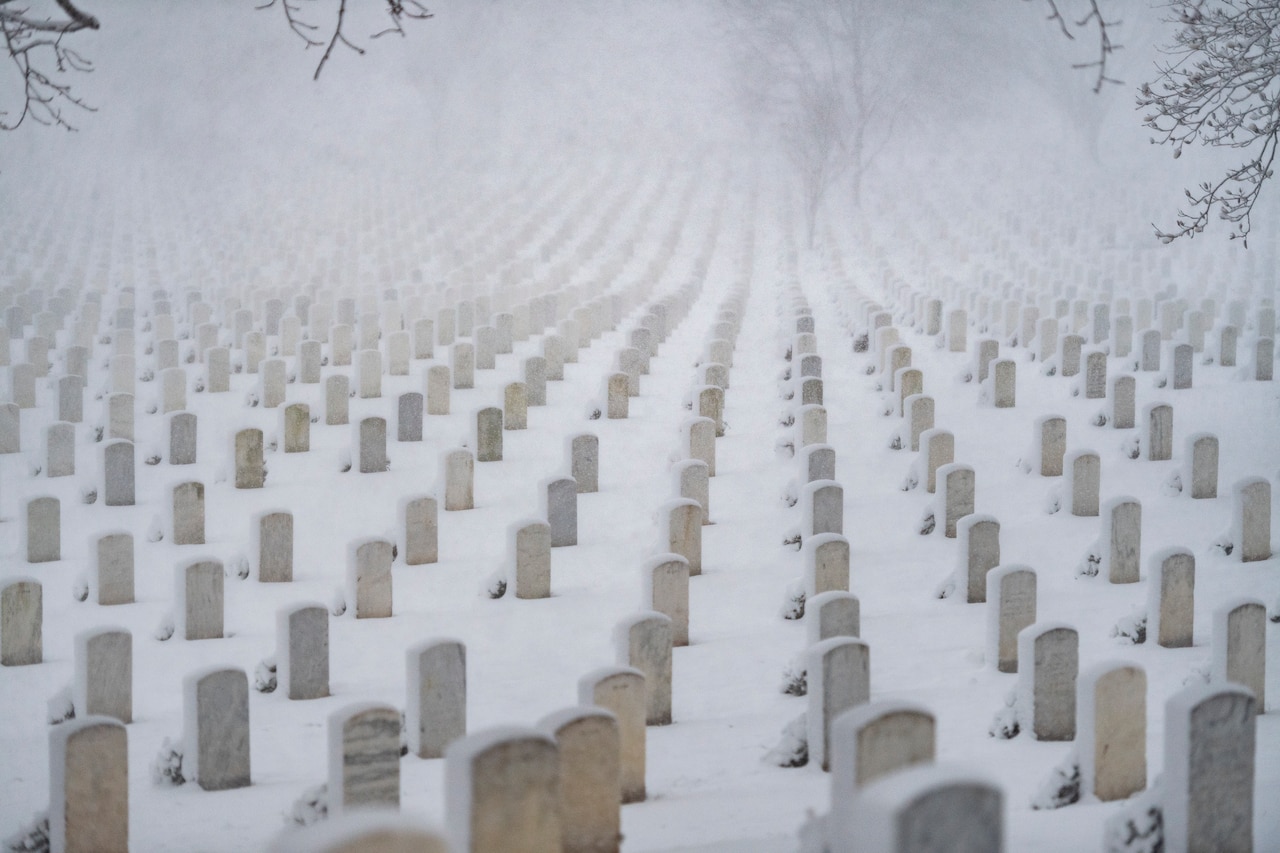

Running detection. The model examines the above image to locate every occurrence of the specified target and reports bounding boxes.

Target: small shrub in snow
[1075,545,1101,577]
[1181,664,1211,687]
[138,368,154,383]
[71,576,88,602]
[1092,411,1108,427]
[146,516,164,543]
[144,452,161,466]
[1111,612,1147,645]
[193,379,205,392]
[852,332,868,352]
[1209,532,1233,556]
[486,572,507,599]
[781,529,802,550]
[918,511,935,536]
[987,690,1019,738]
[1121,435,1141,459]
[151,737,185,786]
[781,481,799,507]
[1271,594,1280,623]
[763,714,808,768]
[254,657,278,693]
[144,403,158,415]
[154,612,175,641]
[287,784,328,826]
[28,464,42,477]
[900,470,919,491]
[1043,489,1062,515]
[3,812,49,853]
[779,658,806,696]
[1161,472,1183,496]
[780,583,805,620]
[1154,375,1167,389]
[887,432,902,451]
[774,438,795,459]
[933,575,957,600]
[329,590,347,617]
[47,686,75,725]
[92,425,104,443]
[1030,755,1080,810]
[80,486,97,505]
[230,554,250,580]
[863,363,875,376]
[1102,799,1162,853]
[778,413,795,428]
[587,407,601,420]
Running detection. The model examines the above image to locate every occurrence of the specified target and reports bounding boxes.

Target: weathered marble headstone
[1162,683,1256,853]
[74,627,132,723]
[643,554,690,647]
[1219,324,1238,367]
[278,603,328,700]
[524,356,547,406]
[392,392,423,443]
[254,510,293,583]
[976,339,999,383]
[357,416,389,473]
[1173,342,1193,389]
[808,637,871,771]
[298,340,321,384]
[452,342,475,389]
[540,476,578,548]
[235,428,265,489]
[1186,433,1218,499]
[388,330,411,376]
[407,638,466,759]
[328,703,401,816]
[172,481,206,546]
[0,401,19,453]
[510,519,552,599]
[615,611,674,725]
[25,496,60,563]
[1212,598,1266,711]
[177,559,223,640]
[1141,329,1161,371]
[683,416,716,475]
[402,495,438,566]
[1148,547,1194,648]
[807,591,860,645]
[804,532,850,598]
[986,566,1036,672]
[829,700,935,801]
[570,433,599,493]
[443,448,475,511]
[1109,374,1135,430]
[947,308,967,352]
[1061,333,1083,377]
[579,667,646,804]
[1102,496,1142,584]
[1232,476,1272,562]
[184,666,250,790]
[1084,350,1106,399]
[803,479,844,538]
[101,439,135,507]
[537,707,621,853]
[324,375,349,426]
[475,407,503,462]
[445,727,560,853]
[1078,662,1146,801]
[58,375,83,424]
[257,359,284,409]
[904,395,934,451]
[96,533,134,605]
[348,538,393,618]
[1065,450,1100,517]
[661,498,702,575]
[426,364,451,415]
[49,717,129,853]
[503,382,527,430]
[207,347,231,393]
[921,428,954,494]
[990,359,1015,408]
[836,765,1002,853]
[1017,622,1078,741]
[166,410,197,465]
[1,578,42,666]
[956,514,1000,603]
[1032,415,1065,477]
[106,392,134,442]
[938,463,975,538]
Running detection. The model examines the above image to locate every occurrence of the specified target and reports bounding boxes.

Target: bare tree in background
[0,0,430,131]
[1140,0,1280,245]
[1030,0,1123,93]
[0,0,99,130]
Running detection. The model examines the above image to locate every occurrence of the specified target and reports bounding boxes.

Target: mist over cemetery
[1,1,1278,851]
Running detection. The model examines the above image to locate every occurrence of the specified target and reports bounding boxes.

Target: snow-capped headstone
[1084,350,1106,399]
[278,603,328,700]
[696,385,724,436]
[1211,598,1266,711]
[661,498,702,575]
[245,331,266,374]
[259,358,285,408]
[1017,622,1077,741]
[1141,329,1161,371]
[358,416,388,473]
[606,372,629,418]
[1162,683,1256,853]
[503,382,527,430]
[938,463,975,538]
[803,480,843,538]
[808,637,871,772]
[1065,450,1100,517]
[799,444,836,484]
[328,703,400,815]
[357,349,381,399]
[207,347,230,392]
[1,578,41,666]
[445,726,560,853]
[106,392,134,441]
[403,496,438,566]
[1149,547,1194,649]
[1184,433,1217,499]
[614,611,673,726]
[96,533,134,605]
[538,707,621,853]
[25,496,60,563]
[74,627,131,723]
[683,416,716,475]
[168,411,198,464]
[234,428,265,489]
[804,533,850,598]
[543,335,566,381]
[1254,337,1274,380]
[0,402,19,453]
[1078,661,1146,802]
[674,459,710,525]
[1032,415,1065,477]
[1110,375,1135,429]
[569,433,598,494]
[986,566,1036,672]
[185,666,250,790]
[976,339,998,383]
[1232,476,1271,562]
[172,481,205,546]
[921,428,953,494]
[905,396,933,451]
[323,375,349,426]
[957,514,1000,603]
[643,554,689,647]
[177,559,223,640]
[348,538,393,619]
[1113,315,1133,358]
[807,591,860,645]
[443,448,475,511]
[49,716,129,853]
[424,364,450,416]
[511,519,551,599]
[407,638,466,759]
[1060,334,1083,378]
[474,325,496,370]
[829,700,935,808]
[57,375,83,423]
[1101,496,1141,584]
[452,342,475,389]
[1173,342,1193,389]
[103,439,135,506]
[579,667,646,804]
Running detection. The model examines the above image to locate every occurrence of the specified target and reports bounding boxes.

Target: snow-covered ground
[1,2,1277,851]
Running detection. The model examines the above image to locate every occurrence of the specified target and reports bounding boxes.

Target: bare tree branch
[0,0,99,131]
[258,0,432,80]
[1029,0,1123,93]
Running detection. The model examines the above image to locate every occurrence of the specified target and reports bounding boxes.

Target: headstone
[579,667,646,804]
[445,727,560,853]
[74,628,131,723]
[358,416,389,473]
[1141,329,1162,371]
[543,476,578,547]
[1219,324,1238,367]
[804,533,850,598]
[1188,433,1218,499]
[1102,497,1142,584]
[615,612,674,725]
[1149,547,1195,648]
[938,463,975,538]
[538,708,621,853]
[299,340,321,384]
[328,703,401,815]
[403,496,439,566]
[103,440,135,506]
[643,554,690,647]
[921,429,954,494]
[426,364,451,415]
[510,519,552,599]
[986,566,1036,672]
[325,374,350,425]
[278,603,328,700]
[829,700,934,795]
[172,481,205,546]
[207,347,231,392]
[956,514,1000,603]
[106,392,134,442]
[1065,450,1100,517]
[808,637,871,771]
[475,407,503,462]
[184,667,250,790]
[235,428,265,488]
[407,638,466,759]
[1233,476,1272,562]
[443,448,475,511]
[524,356,548,406]
[1173,342,1194,389]
[1078,662,1146,801]
[1061,333,1083,377]
[570,433,599,493]
[503,382,528,430]
[905,395,934,451]
[348,538,393,618]
[58,375,83,424]
[1162,683,1256,853]
[1017,622,1078,741]
[991,359,1015,408]
[661,498,702,575]
[388,330,411,375]
[168,411,198,464]
[25,496,60,563]
[1212,598,1266,710]
[177,559,223,640]
[1084,350,1106,399]
[976,339,998,383]
[259,359,285,408]
[48,717,129,852]
[256,510,293,583]
[0,402,18,453]
[96,533,134,605]
[834,765,1003,853]
[1110,374,1136,429]
[684,416,716,475]
[1,578,42,665]
[807,591,859,645]
[1034,415,1066,477]
[947,308,967,352]
[452,342,475,389]
[674,459,710,525]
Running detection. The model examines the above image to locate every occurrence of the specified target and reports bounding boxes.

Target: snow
[2,1,1279,851]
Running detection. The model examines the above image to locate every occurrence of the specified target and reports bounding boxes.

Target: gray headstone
[1212,598,1266,711]
[96,533,134,605]
[986,565,1036,672]
[172,481,206,546]
[643,554,690,647]
[1,578,42,666]
[74,628,132,723]
[1148,547,1194,649]
[407,638,466,759]
[443,448,474,511]
[1017,622,1078,741]
[511,519,552,599]
[256,510,293,583]
[1233,477,1272,562]
[808,637,871,771]
[957,514,1000,603]
[615,611,674,726]
[807,590,860,645]
[235,428,265,489]
[348,538,393,618]
[185,666,251,790]
[328,703,401,815]
[358,416,389,473]
[661,498,702,576]
[570,433,599,493]
[1065,450,1100,517]
[475,407,503,462]
[168,411,198,464]
[178,559,223,640]
[938,463,975,538]
[1078,661,1146,801]
[49,717,129,853]
[103,439,135,506]
[1102,496,1141,584]
[403,495,439,566]
[279,603,328,700]
[426,364,451,415]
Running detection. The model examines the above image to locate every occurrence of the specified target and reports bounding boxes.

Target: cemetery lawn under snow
[1,2,1278,851]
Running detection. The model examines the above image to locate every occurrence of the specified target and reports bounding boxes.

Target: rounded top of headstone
[328,701,399,728]
[1164,681,1256,718]
[809,635,869,656]
[444,725,555,764]
[832,699,935,735]
[537,705,618,736]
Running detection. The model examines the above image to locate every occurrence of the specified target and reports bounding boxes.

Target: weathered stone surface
[1066,450,1100,517]
[579,667,646,804]
[178,559,223,640]
[358,417,389,473]
[185,667,250,790]
[807,590,860,646]
[407,638,466,759]
[830,701,935,799]
[661,498,702,575]
[1103,497,1142,584]
[643,554,690,647]
[1,578,42,666]
[49,717,129,853]
[957,515,1000,604]
[1212,598,1266,712]
[1079,662,1146,802]
[96,533,134,605]
[103,440,135,506]
[235,428,265,489]
[615,612,673,726]
[328,703,401,815]
[443,448,475,511]
[74,628,132,723]
[1017,623,1078,741]
[279,603,329,700]
[26,496,60,562]
[1149,548,1195,648]
[539,707,621,853]
[403,495,439,566]
[543,476,578,547]
[1234,477,1271,562]
[986,565,1036,672]
[808,637,871,771]
[349,538,393,618]
[446,727,561,853]
[257,510,293,582]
